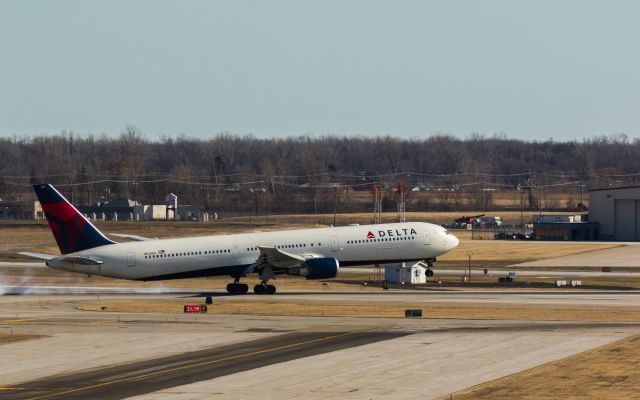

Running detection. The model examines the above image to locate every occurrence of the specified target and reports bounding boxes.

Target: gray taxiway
[1,289,639,399]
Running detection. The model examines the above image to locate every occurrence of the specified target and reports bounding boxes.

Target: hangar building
[589,186,640,241]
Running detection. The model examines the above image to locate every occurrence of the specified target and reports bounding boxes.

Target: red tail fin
[33,184,115,254]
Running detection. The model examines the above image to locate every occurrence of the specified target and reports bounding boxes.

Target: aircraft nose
[446,234,459,251]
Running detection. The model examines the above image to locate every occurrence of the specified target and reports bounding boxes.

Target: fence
[471,224,533,240]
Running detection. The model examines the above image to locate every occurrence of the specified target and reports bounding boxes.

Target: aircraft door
[423,231,431,245]
[127,252,136,267]
[331,236,340,252]
[233,244,239,256]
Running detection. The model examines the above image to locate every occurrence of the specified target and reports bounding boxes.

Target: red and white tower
[396,180,406,223]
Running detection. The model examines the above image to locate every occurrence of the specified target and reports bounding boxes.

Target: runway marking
[1,319,115,327]
[0,318,39,324]
[24,331,360,400]
[86,320,117,325]
[98,360,192,381]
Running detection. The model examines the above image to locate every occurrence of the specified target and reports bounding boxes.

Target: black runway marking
[2,330,407,400]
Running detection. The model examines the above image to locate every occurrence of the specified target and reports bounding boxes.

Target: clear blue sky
[1,0,638,140]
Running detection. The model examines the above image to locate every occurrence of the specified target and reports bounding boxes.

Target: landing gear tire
[426,269,434,277]
[226,283,249,294]
[254,284,276,295]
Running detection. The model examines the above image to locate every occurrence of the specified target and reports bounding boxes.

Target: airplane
[23,184,459,295]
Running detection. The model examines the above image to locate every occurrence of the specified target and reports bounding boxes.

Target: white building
[589,186,640,241]
[384,262,428,284]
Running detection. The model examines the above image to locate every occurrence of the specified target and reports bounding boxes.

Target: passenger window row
[346,237,415,244]
[145,242,331,259]
[246,243,321,252]
[144,249,231,259]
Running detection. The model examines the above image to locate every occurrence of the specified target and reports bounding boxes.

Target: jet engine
[288,257,339,279]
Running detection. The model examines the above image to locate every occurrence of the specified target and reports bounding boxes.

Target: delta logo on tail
[33,184,114,254]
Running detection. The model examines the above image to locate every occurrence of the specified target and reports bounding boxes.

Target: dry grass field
[0,333,45,345]
[222,210,582,226]
[445,335,640,400]
[79,298,640,322]
[306,189,584,216]
[440,233,619,262]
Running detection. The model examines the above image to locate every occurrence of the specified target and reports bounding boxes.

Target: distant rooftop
[589,186,640,192]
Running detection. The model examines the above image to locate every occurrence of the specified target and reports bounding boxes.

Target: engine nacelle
[289,257,340,280]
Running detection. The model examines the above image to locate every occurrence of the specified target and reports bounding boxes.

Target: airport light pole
[133,182,139,206]
[333,184,339,227]
[539,185,543,216]
[132,182,140,221]
[518,184,524,236]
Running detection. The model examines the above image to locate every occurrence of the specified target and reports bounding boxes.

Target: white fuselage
[47,222,459,280]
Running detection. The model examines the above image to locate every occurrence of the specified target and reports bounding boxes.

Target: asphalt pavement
[0,330,405,400]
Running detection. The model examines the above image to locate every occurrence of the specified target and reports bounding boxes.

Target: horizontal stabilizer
[19,252,57,260]
[59,256,103,265]
[109,233,156,241]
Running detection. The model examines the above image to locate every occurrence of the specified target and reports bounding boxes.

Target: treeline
[1,128,639,214]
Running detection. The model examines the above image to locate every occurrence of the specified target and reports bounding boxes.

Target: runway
[0,330,405,400]
[1,291,640,399]
[2,285,640,304]
[1,244,639,397]
[0,284,201,296]
[2,253,640,399]
[437,268,640,278]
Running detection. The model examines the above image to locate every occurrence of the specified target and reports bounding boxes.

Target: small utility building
[589,186,640,241]
[532,214,598,241]
[384,262,428,284]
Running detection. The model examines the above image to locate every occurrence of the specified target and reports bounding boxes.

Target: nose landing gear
[425,257,436,277]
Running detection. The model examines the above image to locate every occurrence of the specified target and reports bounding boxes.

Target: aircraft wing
[255,246,305,269]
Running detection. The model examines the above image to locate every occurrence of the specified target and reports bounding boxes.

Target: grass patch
[0,333,46,345]
[79,299,640,322]
[444,335,640,399]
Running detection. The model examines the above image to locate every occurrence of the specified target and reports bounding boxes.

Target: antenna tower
[396,180,406,223]
[371,182,383,224]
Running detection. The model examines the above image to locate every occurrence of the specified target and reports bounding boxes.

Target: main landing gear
[254,267,276,295]
[226,277,249,294]
[225,277,276,295]
[254,283,276,295]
